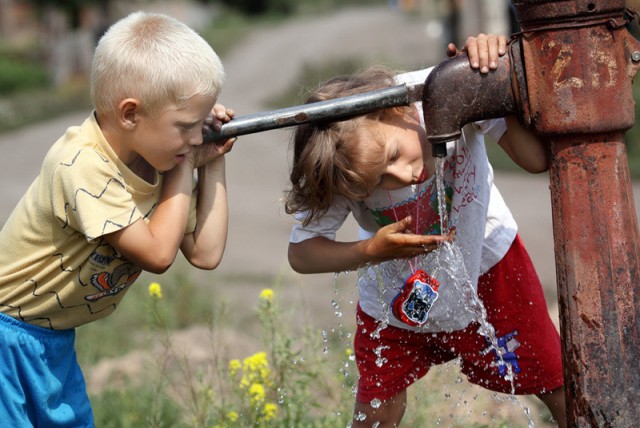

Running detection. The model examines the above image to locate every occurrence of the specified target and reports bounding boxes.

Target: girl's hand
[364,216,454,263]
[446,33,508,74]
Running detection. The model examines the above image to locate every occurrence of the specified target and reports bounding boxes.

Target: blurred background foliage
[1,0,640,176]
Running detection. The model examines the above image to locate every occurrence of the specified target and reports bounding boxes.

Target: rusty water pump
[423,1,640,426]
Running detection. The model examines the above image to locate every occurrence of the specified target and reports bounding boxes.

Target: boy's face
[367,111,433,191]
[131,94,216,172]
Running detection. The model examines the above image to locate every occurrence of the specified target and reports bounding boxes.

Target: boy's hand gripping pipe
[202,82,445,155]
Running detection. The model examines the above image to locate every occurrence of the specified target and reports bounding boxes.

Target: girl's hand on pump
[446,33,508,74]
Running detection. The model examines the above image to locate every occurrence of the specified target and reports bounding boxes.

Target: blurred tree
[209,0,294,16]
[24,0,114,85]
[29,0,110,29]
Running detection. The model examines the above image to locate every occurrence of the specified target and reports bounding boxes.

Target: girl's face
[363,109,433,191]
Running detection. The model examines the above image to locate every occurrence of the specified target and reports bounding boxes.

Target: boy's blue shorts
[0,311,94,427]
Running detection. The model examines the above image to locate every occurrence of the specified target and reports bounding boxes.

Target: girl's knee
[537,387,567,428]
[352,390,407,428]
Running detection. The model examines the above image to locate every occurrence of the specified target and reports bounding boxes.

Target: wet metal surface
[549,137,640,426]
[513,1,640,425]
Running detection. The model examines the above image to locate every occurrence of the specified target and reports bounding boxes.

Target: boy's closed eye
[178,121,201,132]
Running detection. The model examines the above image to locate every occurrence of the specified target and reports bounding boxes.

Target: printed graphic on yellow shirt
[83,244,141,302]
[86,262,141,302]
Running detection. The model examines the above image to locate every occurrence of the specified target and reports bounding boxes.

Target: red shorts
[354,235,564,403]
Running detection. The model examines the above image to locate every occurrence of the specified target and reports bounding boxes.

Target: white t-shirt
[289,68,517,332]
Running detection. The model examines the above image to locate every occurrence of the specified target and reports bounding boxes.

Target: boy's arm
[289,217,452,274]
[103,160,198,273]
[179,157,228,269]
[179,104,235,269]
[104,154,231,273]
[104,104,235,274]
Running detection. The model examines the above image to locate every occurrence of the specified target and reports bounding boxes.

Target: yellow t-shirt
[0,114,196,329]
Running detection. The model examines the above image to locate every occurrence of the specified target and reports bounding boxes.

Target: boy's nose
[190,131,204,146]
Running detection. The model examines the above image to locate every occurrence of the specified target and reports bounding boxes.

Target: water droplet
[370,398,382,409]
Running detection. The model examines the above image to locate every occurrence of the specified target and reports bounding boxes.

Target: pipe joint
[422,48,517,150]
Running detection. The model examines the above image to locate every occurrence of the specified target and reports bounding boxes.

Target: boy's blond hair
[90,11,225,117]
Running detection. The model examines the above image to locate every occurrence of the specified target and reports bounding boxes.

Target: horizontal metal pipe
[203,83,419,143]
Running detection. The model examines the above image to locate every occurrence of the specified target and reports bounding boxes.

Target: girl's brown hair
[284,66,406,225]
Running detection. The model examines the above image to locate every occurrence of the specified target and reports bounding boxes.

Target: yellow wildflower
[259,288,274,302]
[148,282,163,299]
[345,347,356,361]
[228,359,242,377]
[226,411,239,422]
[248,383,266,406]
[238,351,273,389]
[246,352,271,380]
[263,403,278,421]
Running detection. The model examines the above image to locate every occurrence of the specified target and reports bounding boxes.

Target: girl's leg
[352,389,407,428]
[352,306,446,427]
[537,386,567,428]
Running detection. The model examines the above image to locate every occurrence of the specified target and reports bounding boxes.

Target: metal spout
[422,46,518,151]
[431,142,448,158]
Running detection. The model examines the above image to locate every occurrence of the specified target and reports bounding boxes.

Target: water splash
[370,398,382,409]
[326,160,537,426]
[435,157,449,235]
[321,329,330,354]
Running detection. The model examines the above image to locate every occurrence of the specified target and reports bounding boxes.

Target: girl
[284,35,566,427]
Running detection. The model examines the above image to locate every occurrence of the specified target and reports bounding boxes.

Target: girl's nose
[387,164,413,183]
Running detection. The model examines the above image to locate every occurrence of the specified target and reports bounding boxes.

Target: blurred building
[0,0,214,86]
[0,0,108,85]
[392,0,514,46]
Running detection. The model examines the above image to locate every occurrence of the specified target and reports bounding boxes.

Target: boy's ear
[118,98,141,130]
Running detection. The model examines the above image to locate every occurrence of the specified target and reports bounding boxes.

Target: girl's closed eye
[390,148,400,163]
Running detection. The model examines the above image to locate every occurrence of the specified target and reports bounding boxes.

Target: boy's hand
[192,104,236,168]
[446,33,508,74]
[203,103,235,135]
[364,216,454,262]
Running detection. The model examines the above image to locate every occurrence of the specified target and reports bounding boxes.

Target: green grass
[80,266,555,428]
